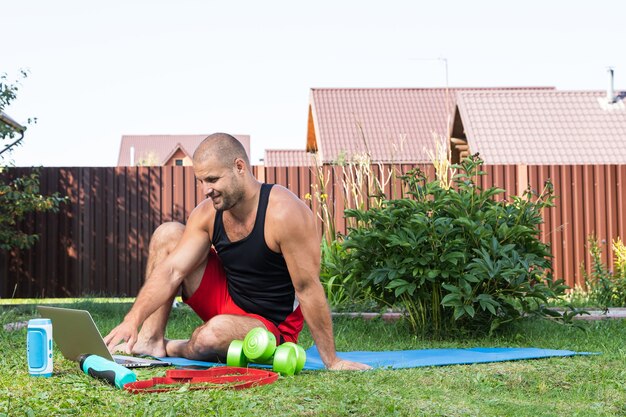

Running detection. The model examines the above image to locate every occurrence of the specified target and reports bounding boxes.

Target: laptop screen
[37,306,116,362]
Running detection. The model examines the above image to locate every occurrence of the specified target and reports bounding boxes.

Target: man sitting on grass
[104,133,370,371]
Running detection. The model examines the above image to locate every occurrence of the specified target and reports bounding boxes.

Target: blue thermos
[27,318,53,377]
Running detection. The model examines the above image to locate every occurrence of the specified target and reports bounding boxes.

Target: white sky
[3,0,625,166]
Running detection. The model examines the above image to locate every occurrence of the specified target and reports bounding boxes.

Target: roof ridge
[266,149,311,152]
[310,87,555,91]
[121,134,210,138]
[458,90,611,95]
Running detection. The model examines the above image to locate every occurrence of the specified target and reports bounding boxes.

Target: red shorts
[184,249,302,344]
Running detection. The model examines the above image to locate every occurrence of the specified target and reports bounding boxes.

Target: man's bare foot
[164,339,188,357]
[165,339,222,362]
[113,336,167,357]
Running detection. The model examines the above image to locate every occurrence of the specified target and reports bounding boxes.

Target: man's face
[194,157,244,211]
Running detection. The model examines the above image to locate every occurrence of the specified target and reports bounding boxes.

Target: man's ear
[235,158,246,174]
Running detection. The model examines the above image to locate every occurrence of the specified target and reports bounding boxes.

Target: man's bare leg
[116,221,206,357]
[165,314,267,361]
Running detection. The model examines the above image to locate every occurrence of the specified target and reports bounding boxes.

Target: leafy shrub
[0,169,65,250]
[1,71,66,250]
[320,238,380,311]
[320,238,353,307]
[333,155,572,336]
[583,237,626,308]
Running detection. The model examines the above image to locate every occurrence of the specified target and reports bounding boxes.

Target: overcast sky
[3,0,625,166]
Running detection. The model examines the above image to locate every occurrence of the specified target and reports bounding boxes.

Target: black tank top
[212,183,297,325]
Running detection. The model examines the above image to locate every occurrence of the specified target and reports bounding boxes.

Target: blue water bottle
[27,318,53,377]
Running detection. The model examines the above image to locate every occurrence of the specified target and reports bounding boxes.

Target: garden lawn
[1,300,625,417]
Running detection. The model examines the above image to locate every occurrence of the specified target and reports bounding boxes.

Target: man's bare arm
[273,188,370,370]
[104,204,212,352]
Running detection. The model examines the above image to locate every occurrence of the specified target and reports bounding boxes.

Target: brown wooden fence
[1,164,624,298]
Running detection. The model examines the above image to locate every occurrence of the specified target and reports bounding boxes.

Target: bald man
[104,133,370,370]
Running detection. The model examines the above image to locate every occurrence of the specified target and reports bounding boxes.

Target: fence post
[516,164,528,196]
[255,164,266,183]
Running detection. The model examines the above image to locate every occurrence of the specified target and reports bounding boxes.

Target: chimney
[607,67,615,104]
[130,146,135,166]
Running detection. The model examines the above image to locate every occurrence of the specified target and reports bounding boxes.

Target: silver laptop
[37,306,170,368]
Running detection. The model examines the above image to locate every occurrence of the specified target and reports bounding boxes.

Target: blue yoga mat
[159,346,594,370]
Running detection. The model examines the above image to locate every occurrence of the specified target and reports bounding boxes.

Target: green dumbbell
[272,344,297,376]
[226,339,248,367]
[281,342,306,374]
[226,328,306,376]
[242,327,277,362]
[227,328,276,367]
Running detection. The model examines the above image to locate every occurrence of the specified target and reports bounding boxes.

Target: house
[117,134,251,166]
[451,89,626,164]
[303,87,555,164]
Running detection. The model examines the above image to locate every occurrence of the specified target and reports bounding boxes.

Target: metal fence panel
[1,164,624,297]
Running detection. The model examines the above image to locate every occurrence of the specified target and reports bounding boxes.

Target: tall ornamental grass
[309,150,396,309]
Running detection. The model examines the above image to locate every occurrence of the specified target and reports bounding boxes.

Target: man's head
[193,133,251,211]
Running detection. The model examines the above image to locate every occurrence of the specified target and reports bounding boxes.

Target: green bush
[583,236,626,308]
[0,169,65,250]
[1,71,66,250]
[333,155,573,336]
[320,238,378,311]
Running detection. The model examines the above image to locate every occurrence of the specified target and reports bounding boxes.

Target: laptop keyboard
[113,354,171,368]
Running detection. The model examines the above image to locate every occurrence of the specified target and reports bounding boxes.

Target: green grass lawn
[1,300,625,417]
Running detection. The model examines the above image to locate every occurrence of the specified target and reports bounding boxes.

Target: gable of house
[162,144,192,166]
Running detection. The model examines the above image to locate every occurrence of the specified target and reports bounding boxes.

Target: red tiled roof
[308,87,554,163]
[264,149,316,167]
[117,134,251,166]
[457,90,626,164]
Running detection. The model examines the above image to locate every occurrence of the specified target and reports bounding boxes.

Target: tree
[0,71,65,250]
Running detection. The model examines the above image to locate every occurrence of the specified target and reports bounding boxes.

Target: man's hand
[103,320,139,354]
[327,358,372,371]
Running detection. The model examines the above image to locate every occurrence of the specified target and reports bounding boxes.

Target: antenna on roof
[607,67,616,104]
[438,57,452,137]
